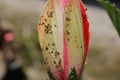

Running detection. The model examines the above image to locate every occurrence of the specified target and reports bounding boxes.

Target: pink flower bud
[38,0,90,80]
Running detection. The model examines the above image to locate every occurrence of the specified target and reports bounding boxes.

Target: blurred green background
[0,0,120,80]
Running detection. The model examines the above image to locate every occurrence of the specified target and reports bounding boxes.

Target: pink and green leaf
[38,0,90,80]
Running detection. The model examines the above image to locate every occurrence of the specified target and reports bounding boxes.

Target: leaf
[68,67,77,80]
[97,0,120,36]
[47,70,55,80]
[38,1,64,79]
[38,0,89,79]
[63,1,84,78]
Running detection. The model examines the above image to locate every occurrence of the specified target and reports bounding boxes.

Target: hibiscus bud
[38,0,90,80]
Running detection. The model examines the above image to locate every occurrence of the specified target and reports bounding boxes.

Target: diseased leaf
[97,0,120,36]
[38,0,90,80]
[63,1,84,78]
[38,1,64,79]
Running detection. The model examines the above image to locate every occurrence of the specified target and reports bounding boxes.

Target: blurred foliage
[97,0,120,36]
[0,6,43,67]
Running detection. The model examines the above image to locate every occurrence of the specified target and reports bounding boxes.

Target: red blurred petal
[80,1,90,62]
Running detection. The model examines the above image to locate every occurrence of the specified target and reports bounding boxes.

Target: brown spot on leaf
[66,17,71,21]
[54,61,56,64]
[52,43,55,46]
[66,31,70,35]
[81,46,83,48]
[54,25,57,27]
[46,47,48,51]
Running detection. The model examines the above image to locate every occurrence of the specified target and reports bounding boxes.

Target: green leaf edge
[47,70,55,80]
[97,0,120,36]
[68,67,78,80]
[47,67,84,80]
